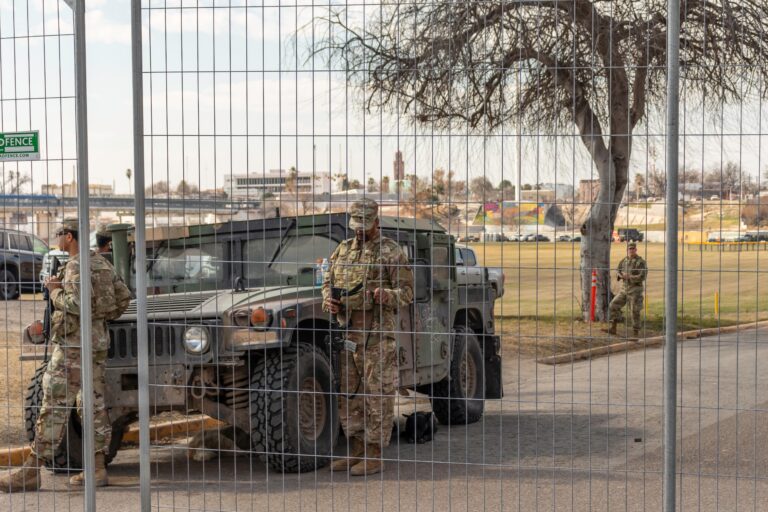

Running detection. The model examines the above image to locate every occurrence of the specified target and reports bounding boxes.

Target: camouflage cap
[627,242,637,249]
[349,198,379,230]
[59,218,79,233]
[96,224,112,239]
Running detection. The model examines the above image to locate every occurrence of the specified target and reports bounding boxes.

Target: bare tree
[742,174,760,197]
[317,0,768,320]
[176,180,199,196]
[647,170,666,198]
[285,166,299,194]
[704,162,741,200]
[498,179,515,201]
[0,170,30,194]
[561,202,578,229]
[469,176,495,201]
[742,200,768,227]
[146,180,169,196]
[633,173,645,200]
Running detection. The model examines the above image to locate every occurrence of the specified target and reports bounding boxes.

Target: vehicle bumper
[484,335,503,399]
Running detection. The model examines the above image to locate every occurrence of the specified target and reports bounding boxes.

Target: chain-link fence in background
[5,0,768,510]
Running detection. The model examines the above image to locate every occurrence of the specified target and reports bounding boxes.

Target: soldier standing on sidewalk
[606,241,647,338]
[1,219,131,493]
[322,199,414,476]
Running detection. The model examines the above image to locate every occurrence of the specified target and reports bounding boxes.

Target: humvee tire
[250,343,338,473]
[25,364,124,472]
[430,326,485,425]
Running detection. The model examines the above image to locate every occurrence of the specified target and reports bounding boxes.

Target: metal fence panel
[5,0,768,510]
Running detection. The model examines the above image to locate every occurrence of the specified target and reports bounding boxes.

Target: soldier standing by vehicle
[606,242,647,337]
[96,228,112,255]
[1,219,131,492]
[322,199,414,476]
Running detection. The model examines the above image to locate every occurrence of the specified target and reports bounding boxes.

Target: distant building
[393,150,405,181]
[42,181,113,197]
[521,189,556,203]
[539,182,576,199]
[224,170,331,198]
[578,179,601,203]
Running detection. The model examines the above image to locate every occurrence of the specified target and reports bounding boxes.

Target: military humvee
[25,214,502,473]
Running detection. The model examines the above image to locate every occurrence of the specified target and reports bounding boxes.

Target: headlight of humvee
[183,326,210,354]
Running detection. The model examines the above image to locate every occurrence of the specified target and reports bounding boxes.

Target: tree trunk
[580,156,629,321]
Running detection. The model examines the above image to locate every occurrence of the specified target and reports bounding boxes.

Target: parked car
[456,246,505,299]
[0,228,49,300]
[746,231,768,242]
[457,235,480,243]
[508,233,523,242]
[617,228,644,242]
[524,234,550,242]
[557,234,572,242]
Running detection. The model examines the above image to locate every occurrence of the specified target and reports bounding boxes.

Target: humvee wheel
[430,326,485,426]
[25,364,125,472]
[250,343,338,473]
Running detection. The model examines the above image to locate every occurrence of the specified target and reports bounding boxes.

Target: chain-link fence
[4,0,768,510]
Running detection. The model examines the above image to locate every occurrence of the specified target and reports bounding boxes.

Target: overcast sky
[0,0,766,196]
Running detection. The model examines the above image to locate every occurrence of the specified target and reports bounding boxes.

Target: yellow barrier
[0,446,31,467]
[2,415,224,467]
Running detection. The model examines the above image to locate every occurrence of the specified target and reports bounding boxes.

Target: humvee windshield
[136,230,338,292]
[243,233,338,287]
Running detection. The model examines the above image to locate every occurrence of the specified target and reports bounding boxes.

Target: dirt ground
[0,294,46,446]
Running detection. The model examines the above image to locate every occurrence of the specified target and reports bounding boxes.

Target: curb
[2,416,224,467]
[537,319,768,365]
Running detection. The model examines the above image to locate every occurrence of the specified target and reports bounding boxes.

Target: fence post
[664,0,681,509]
[130,0,151,510]
[590,269,597,322]
[72,0,96,509]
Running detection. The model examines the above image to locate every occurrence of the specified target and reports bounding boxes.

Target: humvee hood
[119,285,320,320]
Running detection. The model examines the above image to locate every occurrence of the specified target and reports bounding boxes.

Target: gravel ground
[0,294,49,446]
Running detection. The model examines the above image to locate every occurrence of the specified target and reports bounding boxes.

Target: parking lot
[4,327,767,511]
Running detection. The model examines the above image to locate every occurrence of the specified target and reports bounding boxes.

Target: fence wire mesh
[0,0,88,502]
[3,0,768,511]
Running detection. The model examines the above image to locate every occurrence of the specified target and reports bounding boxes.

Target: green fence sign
[0,131,39,161]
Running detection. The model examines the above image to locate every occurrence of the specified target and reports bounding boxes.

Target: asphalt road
[4,328,768,511]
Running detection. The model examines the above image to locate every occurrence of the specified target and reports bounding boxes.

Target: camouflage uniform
[322,199,414,448]
[609,244,647,331]
[33,243,131,461]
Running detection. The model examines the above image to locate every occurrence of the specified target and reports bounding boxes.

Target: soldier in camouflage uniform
[1,219,131,493]
[322,199,414,476]
[607,242,647,337]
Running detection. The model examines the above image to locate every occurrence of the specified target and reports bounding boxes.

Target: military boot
[349,444,383,476]
[69,453,108,487]
[0,453,42,493]
[330,437,365,472]
[602,320,618,336]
